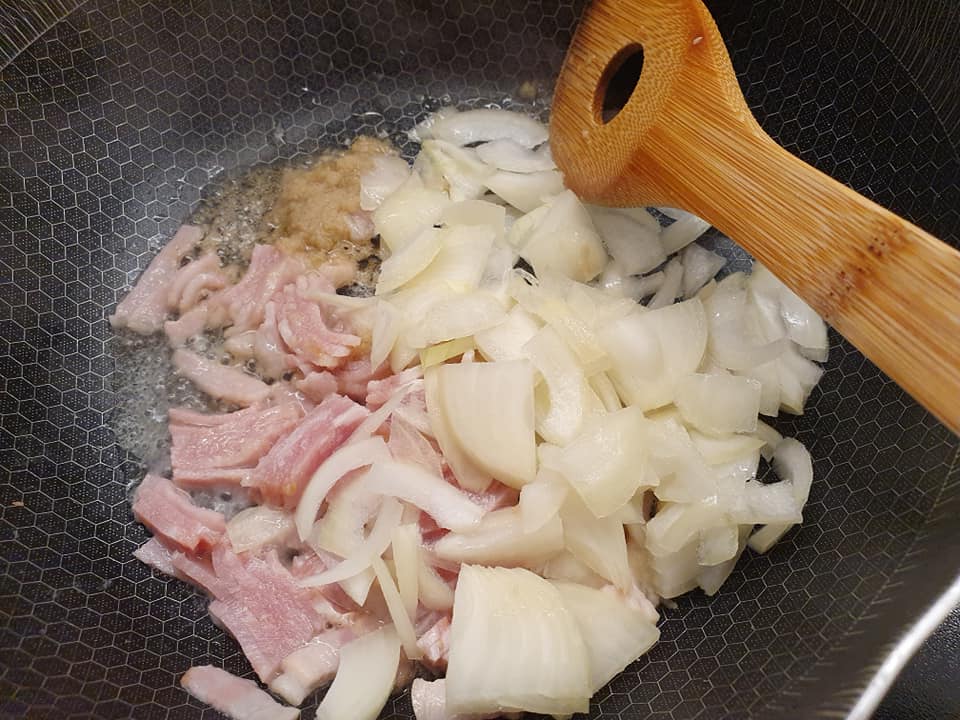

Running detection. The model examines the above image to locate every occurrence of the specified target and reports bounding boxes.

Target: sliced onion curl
[675,373,762,435]
[660,212,711,254]
[316,625,401,720]
[748,438,813,553]
[560,492,633,590]
[372,174,450,252]
[681,243,726,298]
[476,138,556,173]
[516,190,608,282]
[433,507,564,568]
[360,154,412,211]
[414,108,549,149]
[590,207,666,275]
[647,256,684,310]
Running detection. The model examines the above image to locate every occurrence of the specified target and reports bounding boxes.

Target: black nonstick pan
[1,1,959,718]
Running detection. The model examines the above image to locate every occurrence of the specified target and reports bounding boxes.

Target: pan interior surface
[1,1,958,718]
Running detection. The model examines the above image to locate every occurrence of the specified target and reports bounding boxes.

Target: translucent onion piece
[554,582,660,692]
[476,138,556,172]
[749,438,814,552]
[731,481,801,525]
[296,436,391,540]
[445,565,590,716]
[371,556,421,660]
[422,140,493,202]
[360,154,411,211]
[440,199,507,243]
[316,625,401,720]
[540,551,608,588]
[649,538,701,599]
[363,460,485,532]
[524,326,589,445]
[645,501,727,557]
[373,177,450,252]
[660,213,711,254]
[418,556,455,611]
[643,416,716,504]
[391,524,420,621]
[698,525,751,595]
[546,406,649,518]
[437,360,537,488]
[433,507,564,567]
[415,108,549,149]
[755,419,783,460]
[485,169,564,213]
[561,493,632,590]
[474,305,540,362]
[681,243,726,298]
[647,257,684,310]
[371,300,403,371]
[420,336,476,368]
[424,366,492,493]
[590,207,666,275]
[300,498,403,588]
[518,190,608,282]
[600,298,707,410]
[349,380,419,443]
[412,678,500,720]
[409,291,506,348]
[689,430,766,466]
[675,373,762,435]
[406,224,495,293]
[519,476,568,533]
[376,227,445,294]
[697,523,740,566]
[226,506,294,554]
[589,371,623,413]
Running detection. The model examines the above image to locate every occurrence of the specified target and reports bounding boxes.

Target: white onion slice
[296,436,391,540]
[554,582,660,692]
[417,557,455,612]
[437,360,537,488]
[408,291,506,348]
[405,224,495,293]
[433,507,564,567]
[476,138,556,172]
[376,227,445,294]
[226,506,294,554]
[390,524,420,621]
[675,373,762,435]
[316,625,401,720]
[415,108,549,148]
[485,169,564,213]
[422,139,493,202]
[698,525,751,595]
[373,176,450,252]
[519,476,568,534]
[681,243,726,298]
[445,565,590,716]
[300,498,403,587]
[360,155,411,211]
[371,556,421,660]
[440,199,507,242]
[561,493,632,590]
[524,326,589,445]
[660,213,711,254]
[363,460,485,532]
[474,305,540,362]
[518,190,608,282]
[647,256,684,310]
[590,208,665,275]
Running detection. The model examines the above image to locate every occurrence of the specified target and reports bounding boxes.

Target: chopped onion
[412,678,499,720]
[371,300,403,371]
[424,366,492,492]
[417,556,455,612]
[474,305,541,362]
[476,138,556,172]
[600,298,707,410]
[415,108,549,148]
[519,475,568,533]
[645,501,727,557]
[376,227,445,294]
[689,430,766,465]
[390,524,420,621]
[681,243,726,298]
[545,406,649,518]
[697,524,740,566]
[755,419,783,460]
[437,360,537,488]
[300,498,403,588]
[405,224,495,293]
[589,371,623,412]
[731,481,801,525]
[440,199,507,242]
[445,565,590,716]
[660,213,711,254]
[540,551,607,588]
[420,336,476,368]
[590,207,666,275]
[705,274,790,371]
[371,556,421,660]
[675,373,762,435]
[433,507,564,567]
[373,176,450,252]
[518,190,608,282]
[422,140,493,202]
[408,291,506,348]
[554,582,660,692]
[561,493,632,590]
[647,256,684,309]
[360,154,412,211]
[524,326,589,445]
[226,506,294,554]
[363,460,485,531]
[296,436,391,540]
[648,538,701,599]
[316,625,401,720]
[698,525,751,595]
[749,438,814,552]
[643,416,716,504]
[485,169,564,212]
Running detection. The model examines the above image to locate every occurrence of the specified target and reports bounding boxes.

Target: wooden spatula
[551,0,960,437]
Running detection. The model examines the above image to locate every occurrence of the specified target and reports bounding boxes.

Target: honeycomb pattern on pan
[1,0,959,719]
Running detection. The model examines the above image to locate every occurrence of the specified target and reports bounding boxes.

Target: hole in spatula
[599,44,645,123]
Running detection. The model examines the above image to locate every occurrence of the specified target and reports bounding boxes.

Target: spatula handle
[676,128,960,437]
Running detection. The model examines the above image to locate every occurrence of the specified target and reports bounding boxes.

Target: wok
[1,0,959,718]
